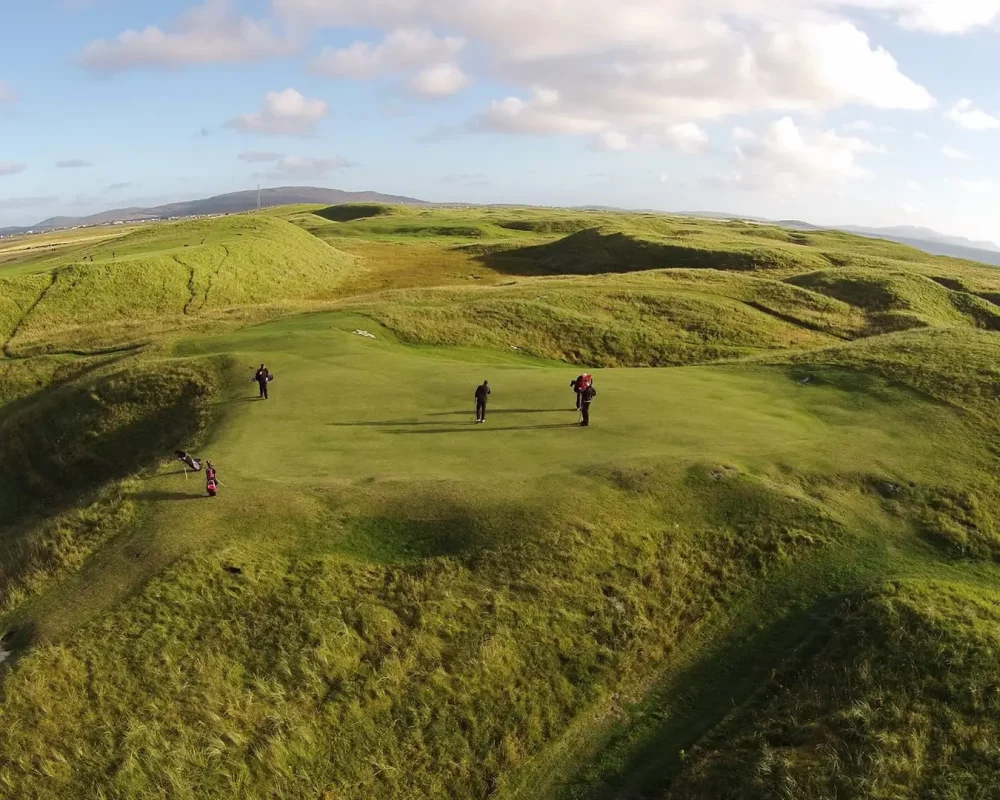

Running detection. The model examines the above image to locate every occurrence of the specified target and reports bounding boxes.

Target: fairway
[68,307,979,595]
[176,312,976,488]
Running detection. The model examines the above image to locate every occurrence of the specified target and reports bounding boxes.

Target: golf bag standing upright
[206,462,219,497]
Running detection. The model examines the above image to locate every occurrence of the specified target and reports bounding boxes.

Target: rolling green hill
[0,215,353,356]
[1,205,1000,799]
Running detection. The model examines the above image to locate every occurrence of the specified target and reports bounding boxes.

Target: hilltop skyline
[3,0,1000,239]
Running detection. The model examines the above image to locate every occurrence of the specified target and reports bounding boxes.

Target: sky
[2,0,1000,241]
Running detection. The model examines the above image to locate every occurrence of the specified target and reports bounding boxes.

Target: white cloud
[906,179,922,190]
[664,122,709,153]
[245,153,355,179]
[843,119,875,132]
[104,182,133,192]
[946,98,1000,131]
[588,123,707,152]
[277,1,937,150]
[476,88,606,136]
[478,21,932,142]
[0,162,26,177]
[942,145,971,159]
[274,0,1000,40]
[901,202,917,213]
[81,0,295,72]
[408,63,472,97]
[312,27,465,78]
[659,173,669,183]
[731,126,755,140]
[956,178,995,193]
[593,131,634,151]
[238,151,286,162]
[56,159,93,169]
[0,81,17,104]
[226,89,329,136]
[895,1,1000,33]
[913,131,931,141]
[717,116,880,192]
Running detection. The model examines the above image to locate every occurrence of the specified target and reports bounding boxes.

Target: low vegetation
[1,204,1000,799]
[665,581,1000,799]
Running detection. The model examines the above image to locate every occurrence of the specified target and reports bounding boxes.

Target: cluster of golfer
[174,365,598,497]
[474,372,598,426]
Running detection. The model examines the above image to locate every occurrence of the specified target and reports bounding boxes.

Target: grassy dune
[1,205,1000,799]
[665,580,1000,799]
[1,216,353,355]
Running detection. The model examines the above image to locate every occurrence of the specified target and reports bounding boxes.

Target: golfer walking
[475,380,491,424]
[579,383,597,427]
[254,364,271,400]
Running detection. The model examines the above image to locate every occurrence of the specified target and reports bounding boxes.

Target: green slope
[665,580,1000,800]
[2,206,1000,799]
[1,215,353,356]
[2,312,999,799]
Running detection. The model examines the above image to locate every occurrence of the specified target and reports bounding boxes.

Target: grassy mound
[478,228,832,276]
[666,581,1000,799]
[355,282,834,366]
[496,218,595,234]
[1,216,352,355]
[0,460,848,799]
[349,268,871,365]
[0,358,225,520]
[788,269,1000,333]
[314,203,399,222]
[0,357,228,612]
[0,273,53,350]
[0,354,90,409]
[769,326,1000,419]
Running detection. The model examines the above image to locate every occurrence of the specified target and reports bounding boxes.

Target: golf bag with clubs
[175,450,203,471]
[206,462,219,497]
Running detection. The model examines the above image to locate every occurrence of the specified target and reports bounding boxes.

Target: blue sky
[2,0,1000,241]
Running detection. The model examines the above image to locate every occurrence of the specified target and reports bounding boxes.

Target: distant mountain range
[4,190,1000,268]
[0,186,427,237]
[687,212,1000,267]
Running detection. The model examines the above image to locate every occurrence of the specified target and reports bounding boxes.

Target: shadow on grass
[386,423,580,435]
[329,420,460,428]
[473,228,769,276]
[428,409,566,416]
[333,410,575,428]
[132,491,205,502]
[0,621,39,679]
[545,593,847,800]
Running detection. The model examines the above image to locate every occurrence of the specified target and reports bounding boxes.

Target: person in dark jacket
[579,384,597,427]
[474,380,491,423]
[254,364,270,400]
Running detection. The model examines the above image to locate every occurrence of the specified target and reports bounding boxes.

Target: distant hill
[842,225,1000,253]
[5,194,1000,269]
[775,219,821,231]
[840,226,1000,266]
[680,213,1000,267]
[1,187,428,236]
